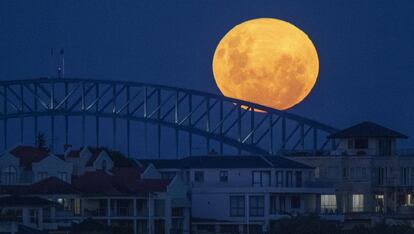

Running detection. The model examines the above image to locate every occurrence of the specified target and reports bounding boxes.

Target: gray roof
[137,155,312,169]
[328,121,407,139]
[264,156,314,169]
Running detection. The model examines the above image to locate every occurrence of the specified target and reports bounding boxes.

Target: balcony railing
[303,180,334,188]
[85,208,107,217]
[111,207,134,217]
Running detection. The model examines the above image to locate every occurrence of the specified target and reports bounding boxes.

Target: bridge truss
[0,78,337,157]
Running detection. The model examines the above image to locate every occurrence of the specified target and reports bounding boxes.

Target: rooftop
[328,121,408,139]
[138,155,312,169]
[0,195,56,208]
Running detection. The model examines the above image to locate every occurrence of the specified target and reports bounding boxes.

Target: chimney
[64,144,72,158]
[208,148,218,156]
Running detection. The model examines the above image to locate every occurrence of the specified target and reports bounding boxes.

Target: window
[230,196,245,217]
[342,167,348,179]
[219,171,228,183]
[3,166,17,185]
[377,167,387,185]
[285,171,293,187]
[279,196,286,212]
[362,168,367,178]
[374,194,384,213]
[58,172,68,182]
[249,196,264,217]
[295,171,302,187]
[37,172,48,181]
[407,194,413,206]
[102,160,107,171]
[290,196,301,209]
[354,138,368,149]
[194,171,204,183]
[252,171,270,187]
[29,209,38,224]
[401,167,410,186]
[154,199,165,217]
[352,194,364,212]
[275,171,284,187]
[252,172,261,186]
[378,138,392,155]
[74,199,81,215]
[321,195,337,213]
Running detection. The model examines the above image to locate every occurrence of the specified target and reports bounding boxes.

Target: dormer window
[355,138,368,149]
[102,160,107,171]
[348,138,368,149]
[3,166,17,185]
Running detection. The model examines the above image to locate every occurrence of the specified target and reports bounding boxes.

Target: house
[0,146,191,234]
[137,155,335,233]
[288,121,414,226]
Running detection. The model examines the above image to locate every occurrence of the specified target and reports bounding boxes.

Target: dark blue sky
[1,1,413,147]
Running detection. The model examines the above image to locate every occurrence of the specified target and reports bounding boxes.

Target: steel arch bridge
[0,78,337,157]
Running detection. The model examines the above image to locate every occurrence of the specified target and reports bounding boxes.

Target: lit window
[408,194,413,206]
[352,194,364,212]
[374,194,384,213]
[321,195,337,213]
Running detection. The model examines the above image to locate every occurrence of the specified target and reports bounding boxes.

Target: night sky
[0,1,413,148]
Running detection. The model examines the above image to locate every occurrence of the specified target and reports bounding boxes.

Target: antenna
[60,48,65,78]
[50,48,54,78]
[54,48,65,78]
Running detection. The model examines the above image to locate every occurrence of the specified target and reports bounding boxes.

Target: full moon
[212,18,319,110]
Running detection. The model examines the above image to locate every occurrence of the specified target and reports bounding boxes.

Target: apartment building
[289,122,414,226]
[0,121,412,233]
[137,155,336,233]
[0,146,190,234]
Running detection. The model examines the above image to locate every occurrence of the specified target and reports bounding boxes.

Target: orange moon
[212,18,319,110]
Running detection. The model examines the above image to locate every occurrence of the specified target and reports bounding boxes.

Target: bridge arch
[0,78,337,157]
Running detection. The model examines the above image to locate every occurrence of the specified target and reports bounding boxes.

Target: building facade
[0,121,413,233]
[289,122,414,226]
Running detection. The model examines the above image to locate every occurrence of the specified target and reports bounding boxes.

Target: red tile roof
[112,167,142,180]
[72,171,128,196]
[10,145,49,169]
[0,177,79,195]
[29,177,80,194]
[72,170,169,196]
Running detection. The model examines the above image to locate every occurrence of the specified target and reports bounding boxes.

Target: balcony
[85,208,107,217]
[111,207,134,217]
[397,205,414,215]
